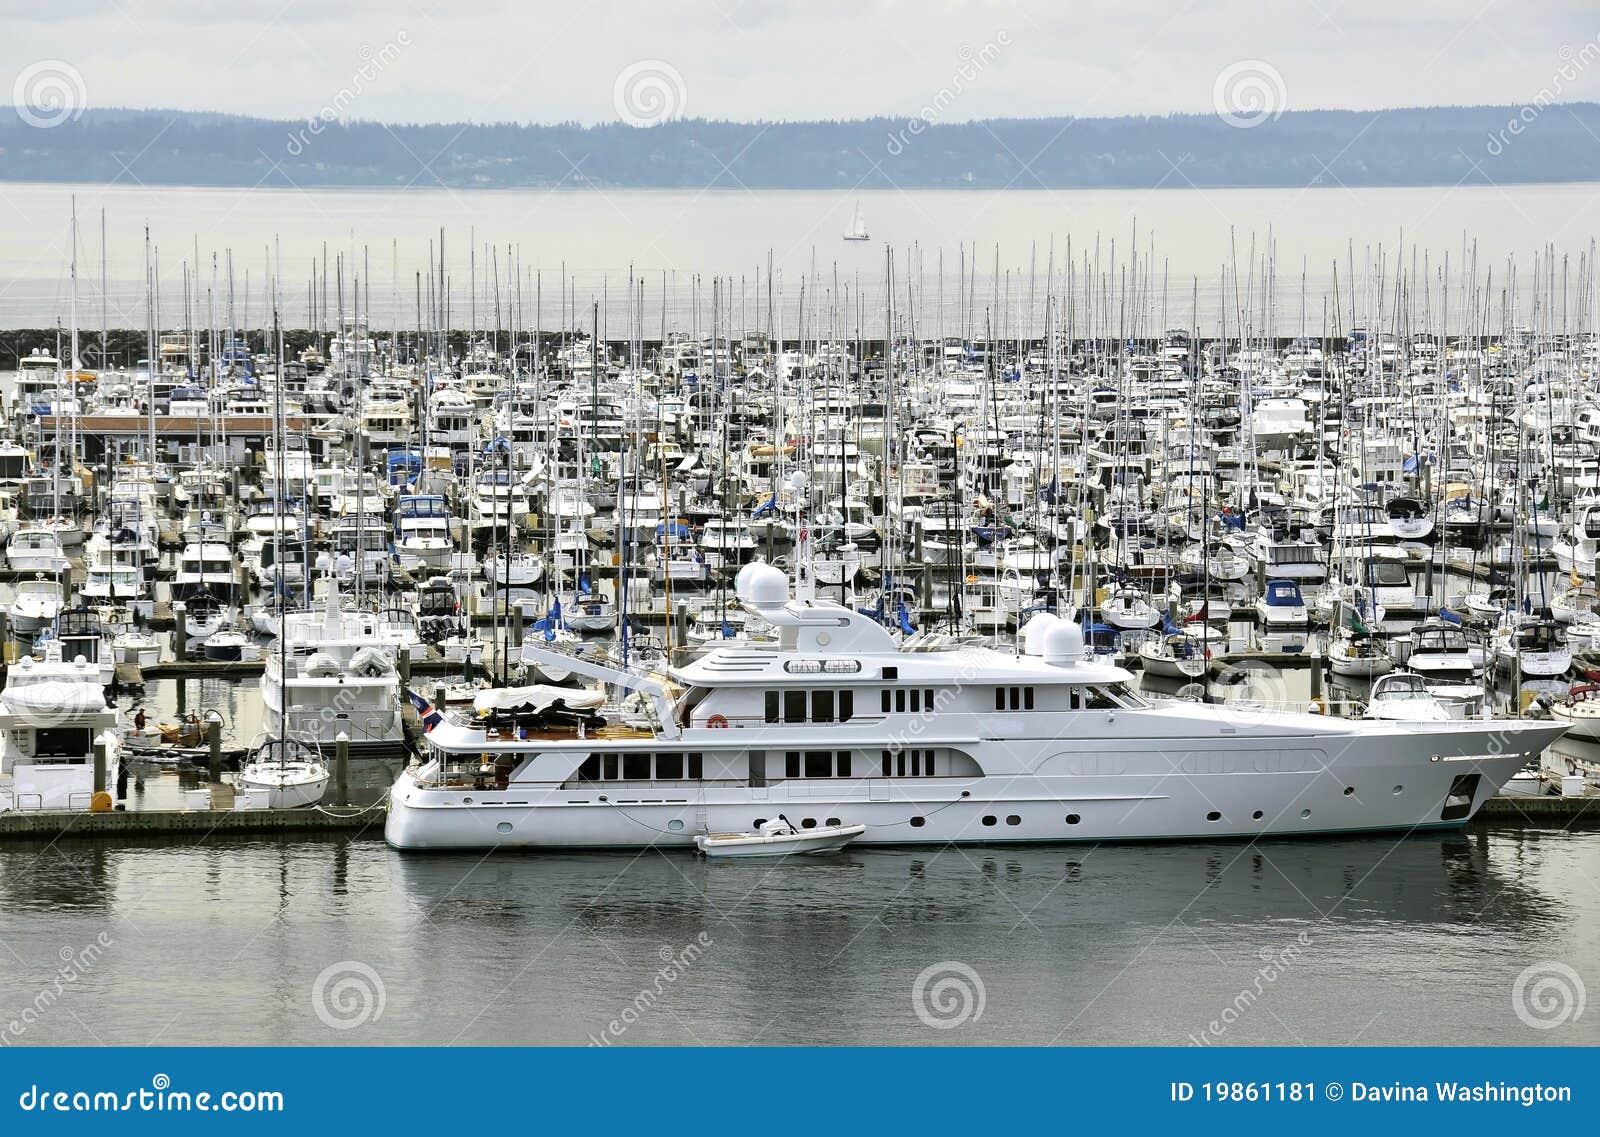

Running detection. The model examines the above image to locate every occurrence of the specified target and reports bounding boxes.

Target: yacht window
[909,750,921,776]
[623,754,652,780]
[804,751,832,778]
[578,756,601,781]
[812,690,835,723]
[1085,686,1118,710]
[786,751,801,778]
[602,755,619,780]
[882,666,898,680]
[897,751,906,777]
[765,692,780,724]
[895,690,907,713]
[656,753,684,780]
[783,691,807,723]
[995,687,1006,710]
[881,690,891,713]
[839,690,853,722]
[909,689,921,712]
[836,751,852,778]
[925,689,935,709]
[687,753,703,779]
[1024,687,1035,710]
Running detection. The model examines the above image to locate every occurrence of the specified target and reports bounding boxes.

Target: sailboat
[843,200,869,241]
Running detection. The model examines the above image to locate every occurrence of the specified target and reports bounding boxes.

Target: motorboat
[695,817,866,858]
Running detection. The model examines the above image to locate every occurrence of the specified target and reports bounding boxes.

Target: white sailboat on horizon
[844,200,869,241]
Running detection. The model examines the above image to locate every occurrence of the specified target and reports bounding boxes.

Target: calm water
[3,181,1599,333]
[0,827,1595,1046]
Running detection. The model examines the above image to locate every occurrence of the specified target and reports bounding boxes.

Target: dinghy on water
[695,816,866,858]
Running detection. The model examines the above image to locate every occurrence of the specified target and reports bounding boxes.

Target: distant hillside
[2,105,1598,189]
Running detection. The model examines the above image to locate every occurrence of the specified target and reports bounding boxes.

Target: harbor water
[0,825,1595,1046]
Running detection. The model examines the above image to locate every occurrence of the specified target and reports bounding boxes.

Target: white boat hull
[386,715,1562,850]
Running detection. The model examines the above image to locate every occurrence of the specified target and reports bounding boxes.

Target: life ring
[706,714,729,729]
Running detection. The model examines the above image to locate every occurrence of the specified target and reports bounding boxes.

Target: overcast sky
[5,0,1600,126]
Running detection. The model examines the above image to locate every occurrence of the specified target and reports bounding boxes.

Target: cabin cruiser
[1402,618,1484,681]
[5,526,70,574]
[1363,671,1451,722]
[9,576,64,636]
[261,593,405,759]
[0,641,121,812]
[385,562,1564,850]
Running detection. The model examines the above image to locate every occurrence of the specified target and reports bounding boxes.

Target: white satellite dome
[1039,620,1086,665]
[735,561,790,608]
[1021,611,1063,656]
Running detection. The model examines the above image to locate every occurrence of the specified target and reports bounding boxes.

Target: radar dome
[1021,612,1063,656]
[1040,620,1086,665]
[735,561,790,608]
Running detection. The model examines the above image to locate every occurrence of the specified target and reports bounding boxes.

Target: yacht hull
[385,717,1562,850]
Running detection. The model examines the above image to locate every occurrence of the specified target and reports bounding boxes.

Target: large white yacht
[261,592,405,760]
[385,563,1564,851]
[0,641,121,812]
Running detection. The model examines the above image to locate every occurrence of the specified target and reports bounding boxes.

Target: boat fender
[706,713,729,729]
[1307,697,1327,715]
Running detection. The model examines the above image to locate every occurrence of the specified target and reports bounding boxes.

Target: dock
[0,793,1592,842]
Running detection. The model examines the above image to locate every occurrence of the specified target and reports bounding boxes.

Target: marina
[5,196,1600,850]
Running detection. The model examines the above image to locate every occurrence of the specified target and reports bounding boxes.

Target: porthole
[982,815,997,826]
[910,816,926,828]
[1251,810,1263,820]
[667,819,684,832]
[1392,785,1403,795]
[1005,815,1021,826]
[1343,786,1355,797]
[1065,813,1081,825]
[1300,809,1312,820]
[1206,811,1222,822]
[496,821,512,834]
[801,818,817,829]
[463,797,473,804]
[825,817,840,826]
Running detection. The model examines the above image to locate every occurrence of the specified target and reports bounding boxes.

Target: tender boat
[695,816,866,858]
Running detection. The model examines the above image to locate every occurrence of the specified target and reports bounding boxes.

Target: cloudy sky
[5,0,1600,125]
